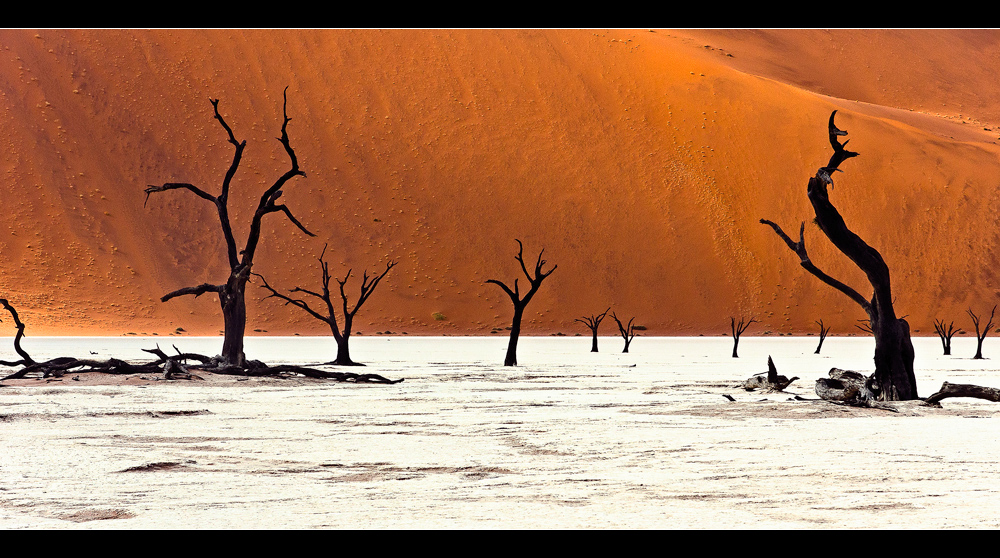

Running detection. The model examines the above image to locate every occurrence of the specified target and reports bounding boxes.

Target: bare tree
[933,318,959,356]
[610,312,636,353]
[730,316,758,358]
[760,110,917,401]
[967,305,996,360]
[814,319,831,354]
[144,88,314,368]
[487,239,556,366]
[575,307,610,352]
[256,244,396,366]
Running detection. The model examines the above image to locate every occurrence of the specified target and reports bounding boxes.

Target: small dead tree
[967,305,996,360]
[487,239,556,366]
[760,110,917,401]
[611,312,636,353]
[144,88,314,369]
[814,319,831,354]
[256,244,396,366]
[575,307,610,352]
[933,318,959,356]
[730,316,757,358]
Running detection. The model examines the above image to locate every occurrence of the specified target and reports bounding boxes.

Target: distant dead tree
[487,239,556,366]
[256,244,396,366]
[729,316,757,358]
[814,319,831,354]
[967,305,996,360]
[933,318,959,356]
[760,110,918,401]
[575,307,610,352]
[144,88,313,369]
[611,312,636,353]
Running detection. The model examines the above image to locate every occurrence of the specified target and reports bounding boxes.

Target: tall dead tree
[760,110,918,401]
[814,319,831,354]
[611,312,636,353]
[256,244,396,366]
[487,239,556,366]
[933,318,959,356]
[967,305,995,360]
[730,316,757,358]
[575,307,610,352]
[144,88,314,368]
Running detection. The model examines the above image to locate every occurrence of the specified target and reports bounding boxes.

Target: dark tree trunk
[505,307,523,366]
[761,110,918,401]
[220,278,248,367]
[487,240,556,367]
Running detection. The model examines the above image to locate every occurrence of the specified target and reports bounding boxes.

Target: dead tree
[933,318,959,356]
[256,244,396,366]
[967,305,996,359]
[730,316,757,358]
[575,307,610,352]
[814,319,831,354]
[487,239,556,366]
[760,110,918,401]
[144,88,314,368]
[611,312,636,353]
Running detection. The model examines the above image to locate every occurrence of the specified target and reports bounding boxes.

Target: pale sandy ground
[2,335,999,529]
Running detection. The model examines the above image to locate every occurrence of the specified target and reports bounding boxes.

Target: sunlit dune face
[2,29,999,338]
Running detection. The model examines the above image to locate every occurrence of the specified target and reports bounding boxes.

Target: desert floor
[1,335,999,529]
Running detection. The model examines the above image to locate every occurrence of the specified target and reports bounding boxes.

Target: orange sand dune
[1,29,999,343]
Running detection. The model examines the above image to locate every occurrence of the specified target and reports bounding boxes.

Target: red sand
[1,29,999,339]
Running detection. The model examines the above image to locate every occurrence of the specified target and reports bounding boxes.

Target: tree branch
[161,283,224,303]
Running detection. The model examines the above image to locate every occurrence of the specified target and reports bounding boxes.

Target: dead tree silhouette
[256,244,396,366]
[814,319,831,354]
[967,306,996,360]
[575,307,610,352]
[933,318,959,356]
[730,316,757,358]
[487,240,556,366]
[144,88,314,369]
[611,312,636,353]
[760,110,917,401]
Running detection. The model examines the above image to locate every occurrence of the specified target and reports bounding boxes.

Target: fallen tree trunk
[923,382,1000,406]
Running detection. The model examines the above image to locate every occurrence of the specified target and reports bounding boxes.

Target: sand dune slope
[1,29,999,342]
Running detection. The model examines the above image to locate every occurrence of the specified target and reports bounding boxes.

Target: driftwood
[923,382,1000,406]
[739,356,798,392]
[814,368,897,411]
[0,300,402,384]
